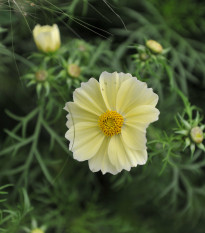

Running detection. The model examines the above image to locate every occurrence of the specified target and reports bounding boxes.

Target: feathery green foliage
[0,0,205,233]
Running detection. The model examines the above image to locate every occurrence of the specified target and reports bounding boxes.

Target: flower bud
[146,40,163,54]
[140,52,149,61]
[190,126,204,144]
[78,44,86,51]
[35,70,47,82]
[31,229,44,233]
[67,64,81,78]
[33,24,61,53]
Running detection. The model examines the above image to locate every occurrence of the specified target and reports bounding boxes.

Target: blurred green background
[0,0,205,232]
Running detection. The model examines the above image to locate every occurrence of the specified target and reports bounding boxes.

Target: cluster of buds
[23,24,86,97]
[132,39,171,87]
[133,39,165,63]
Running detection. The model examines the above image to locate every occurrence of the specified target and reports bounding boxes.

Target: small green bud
[146,40,163,54]
[190,126,204,144]
[67,64,81,78]
[78,44,86,52]
[35,70,47,82]
[139,52,149,61]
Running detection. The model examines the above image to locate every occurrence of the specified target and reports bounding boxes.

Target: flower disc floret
[98,110,124,136]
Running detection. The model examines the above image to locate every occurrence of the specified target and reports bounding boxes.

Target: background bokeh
[0,0,205,232]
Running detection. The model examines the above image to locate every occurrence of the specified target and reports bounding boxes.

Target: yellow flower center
[98,110,124,136]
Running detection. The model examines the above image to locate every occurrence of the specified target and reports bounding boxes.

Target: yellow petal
[123,147,147,167]
[118,72,133,80]
[99,72,131,110]
[88,138,118,175]
[134,149,147,165]
[108,135,132,171]
[121,124,147,150]
[125,105,160,125]
[73,78,106,115]
[116,78,158,114]
[51,24,61,50]
[36,32,52,51]
[123,145,147,166]
[64,102,98,128]
[65,122,104,161]
[107,135,147,171]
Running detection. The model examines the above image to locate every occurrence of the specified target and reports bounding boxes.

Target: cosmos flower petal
[124,147,138,167]
[65,122,104,161]
[118,72,133,80]
[119,137,148,166]
[121,124,147,150]
[64,102,98,128]
[116,77,158,114]
[108,135,132,171]
[125,105,160,124]
[99,72,131,110]
[108,135,147,170]
[88,138,119,175]
[134,149,148,165]
[73,78,107,115]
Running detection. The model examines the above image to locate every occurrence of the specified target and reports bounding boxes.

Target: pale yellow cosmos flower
[33,24,61,53]
[64,72,159,175]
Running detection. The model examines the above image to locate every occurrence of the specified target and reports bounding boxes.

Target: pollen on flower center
[98,110,124,136]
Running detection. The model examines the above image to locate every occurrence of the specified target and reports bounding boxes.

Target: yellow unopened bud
[31,228,44,233]
[33,24,61,53]
[35,70,47,82]
[190,127,203,144]
[146,40,163,54]
[67,64,81,78]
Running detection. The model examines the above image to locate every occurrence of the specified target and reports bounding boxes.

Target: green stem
[41,119,70,154]
[17,107,43,188]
